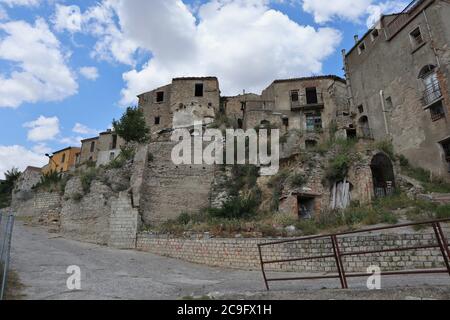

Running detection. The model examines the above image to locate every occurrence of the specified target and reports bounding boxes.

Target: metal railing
[422,82,442,107]
[0,212,15,300]
[258,218,450,290]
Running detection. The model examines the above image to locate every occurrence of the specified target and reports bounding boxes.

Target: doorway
[298,196,315,219]
[371,153,395,198]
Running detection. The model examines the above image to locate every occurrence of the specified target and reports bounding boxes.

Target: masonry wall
[140,141,216,225]
[137,230,449,273]
[12,190,61,223]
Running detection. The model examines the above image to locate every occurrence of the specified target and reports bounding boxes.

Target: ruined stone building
[223,76,350,149]
[78,129,125,167]
[138,77,220,138]
[344,0,450,179]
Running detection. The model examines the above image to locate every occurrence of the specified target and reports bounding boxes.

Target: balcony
[421,81,442,107]
[291,93,324,111]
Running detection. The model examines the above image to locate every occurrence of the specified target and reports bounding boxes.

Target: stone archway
[371,153,395,198]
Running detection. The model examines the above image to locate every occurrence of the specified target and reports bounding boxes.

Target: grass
[400,160,450,193]
[80,167,98,193]
[3,269,26,300]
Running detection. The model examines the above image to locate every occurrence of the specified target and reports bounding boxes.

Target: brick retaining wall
[137,230,449,273]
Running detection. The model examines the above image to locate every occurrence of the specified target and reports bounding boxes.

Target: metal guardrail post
[331,235,348,289]
[433,222,450,276]
[258,244,270,291]
[0,214,15,300]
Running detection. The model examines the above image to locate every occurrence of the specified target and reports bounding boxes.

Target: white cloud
[67,0,341,105]
[0,5,8,20]
[0,145,47,179]
[32,143,52,155]
[52,4,82,33]
[79,66,99,80]
[72,123,99,135]
[59,136,83,146]
[0,18,78,108]
[301,0,407,26]
[0,0,40,7]
[23,116,60,142]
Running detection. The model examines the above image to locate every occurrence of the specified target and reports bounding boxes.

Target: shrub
[325,154,350,183]
[375,139,395,159]
[435,205,450,219]
[177,212,192,225]
[113,107,150,143]
[289,173,307,188]
[33,171,63,192]
[80,168,98,193]
[208,193,260,220]
[295,220,318,235]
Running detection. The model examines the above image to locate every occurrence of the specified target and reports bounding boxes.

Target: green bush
[80,168,98,193]
[208,193,260,220]
[435,205,450,219]
[375,139,395,159]
[325,154,350,183]
[33,171,63,192]
[289,173,307,188]
[177,212,192,225]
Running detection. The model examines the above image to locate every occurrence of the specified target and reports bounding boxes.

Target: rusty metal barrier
[258,218,450,290]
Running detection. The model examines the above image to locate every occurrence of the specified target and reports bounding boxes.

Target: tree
[112,107,150,143]
[0,167,21,208]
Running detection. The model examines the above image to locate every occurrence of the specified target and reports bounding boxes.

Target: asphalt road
[9,222,450,300]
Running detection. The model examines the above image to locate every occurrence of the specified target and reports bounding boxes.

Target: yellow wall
[43,148,81,174]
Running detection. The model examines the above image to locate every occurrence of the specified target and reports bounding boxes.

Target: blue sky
[0,0,409,177]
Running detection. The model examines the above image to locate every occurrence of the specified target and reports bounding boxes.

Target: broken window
[90,141,95,153]
[156,91,164,103]
[195,83,204,97]
[346,128,357,140]
[155,116,161,125]
[306,113,322,132]
[440,139,450,172]
[61,153,66,163]
[358,105,364,114]
[298,196,315,219]
[305,87,318,105]
[358,42,366,54]
[290,90,299,102]
[410,27,424,48]
[112,135,117,150]
[430,101,445,121]
[371,29,379,41]
[282,117,289,127]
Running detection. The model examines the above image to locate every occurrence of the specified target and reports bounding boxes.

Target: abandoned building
[344,0,450,179]
[137,77,220,138]
[42,147,81,174]
[78,129,125,167]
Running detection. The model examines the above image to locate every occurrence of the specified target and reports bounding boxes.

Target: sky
[0,0,410,178]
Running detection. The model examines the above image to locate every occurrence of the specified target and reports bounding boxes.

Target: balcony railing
[385,0,426,39]
[291,93,324,111]
[422,81,442,107]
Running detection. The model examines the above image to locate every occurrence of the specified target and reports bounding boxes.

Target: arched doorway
[359,116,371,139]
[371,153,395,198]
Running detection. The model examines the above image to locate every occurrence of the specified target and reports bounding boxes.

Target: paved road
[9,222,450,300]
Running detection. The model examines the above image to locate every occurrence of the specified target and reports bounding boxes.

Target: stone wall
[109,191,139,249]
[12,190,61,224]
[137,230,449,273]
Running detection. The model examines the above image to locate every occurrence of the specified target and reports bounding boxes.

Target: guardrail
[258,218,450,290]
[0,212,15,300]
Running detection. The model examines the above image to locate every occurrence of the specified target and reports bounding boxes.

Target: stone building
[344,0,450,179]
[43,147,81,174]
[224,76,350,149]
[138,77,220,138]
[79,136,99,164]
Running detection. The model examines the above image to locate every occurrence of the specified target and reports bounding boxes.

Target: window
[419,65,442,106]
[155,116,161,125]
[290,90,299,102]
[410,27,424,48]
[156,91,164,103]
[358,105,364,114]
[371,29,379,41]
[237,119,243,129]
[90,141,95,153]
[440,139,450,172]
[61,153,66,163]
[306,113,322,132]
[112,135,117,150]
[385,97,393,111]
[282,117,289,127]
[195,83,204,97]
[305,87,318,105]
[358,42,366,54]
[305,140,317,149]
[430,101,445,121]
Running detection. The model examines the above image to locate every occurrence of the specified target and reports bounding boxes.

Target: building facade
[138,77,221,138]
[43,147,81,174]
[344,0,450,179]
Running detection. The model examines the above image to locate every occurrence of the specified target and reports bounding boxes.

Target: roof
[172,76,218,81]
[272,75,346,84]
[81,136,99,143]
[24,166,42,173]
[52,146,81,155]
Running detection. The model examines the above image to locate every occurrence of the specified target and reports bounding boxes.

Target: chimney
[354,35,359,43]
